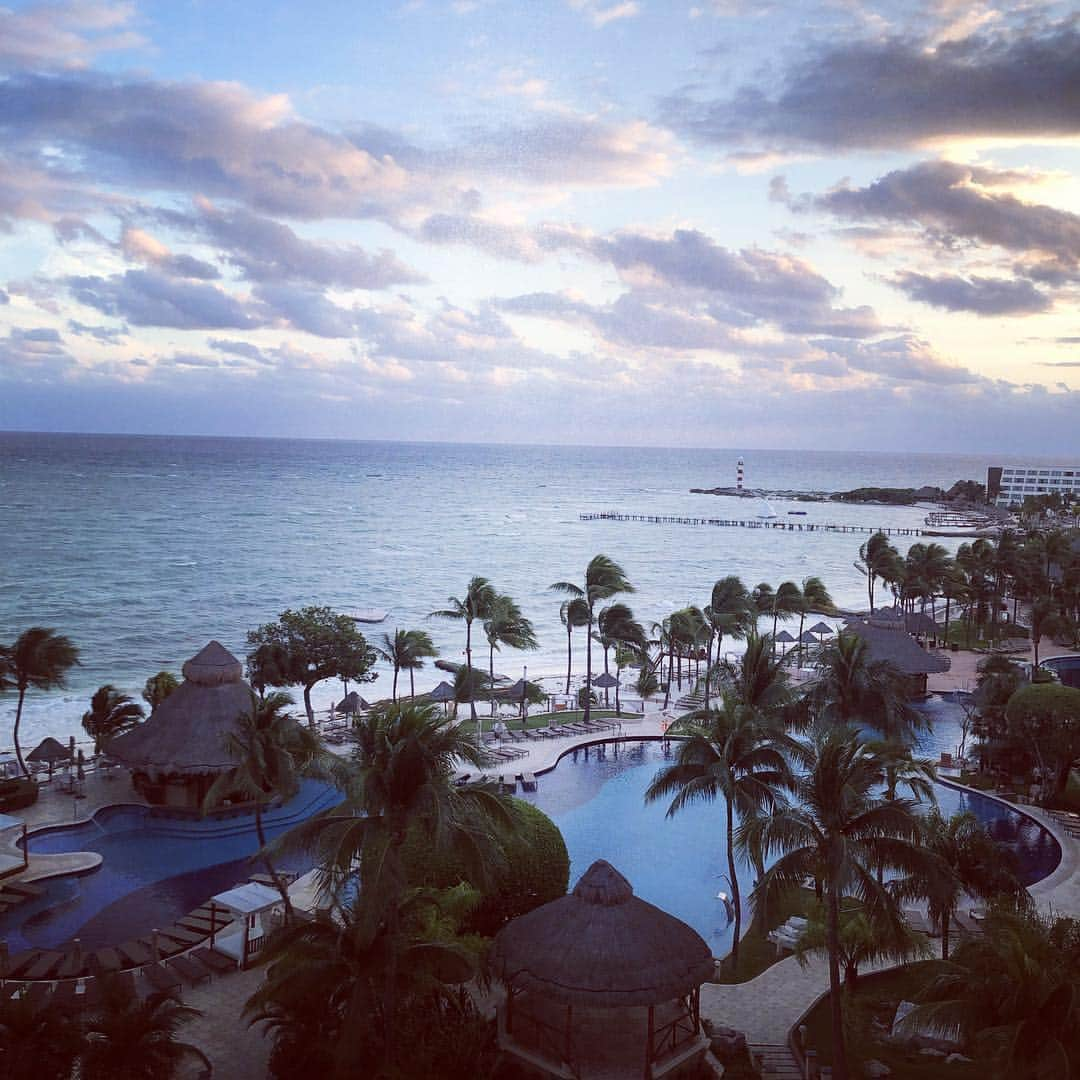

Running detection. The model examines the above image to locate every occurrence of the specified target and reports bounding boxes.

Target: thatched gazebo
[842,610,951,695]
[491,860,713,1079]
[108,641,254,810]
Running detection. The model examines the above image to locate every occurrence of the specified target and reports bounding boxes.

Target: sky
[0,0,1078,453]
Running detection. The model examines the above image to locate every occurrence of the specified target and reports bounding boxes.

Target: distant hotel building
[987,464,1080,507]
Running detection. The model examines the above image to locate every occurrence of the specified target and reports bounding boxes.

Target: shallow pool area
[522,696,1061,953]
[0,779,340,954]
[1042,654,1080,688]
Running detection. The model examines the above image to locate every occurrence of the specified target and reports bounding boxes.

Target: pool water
[1042,655,1080,688]
[523,697,1060,954]
[1,779,340,953]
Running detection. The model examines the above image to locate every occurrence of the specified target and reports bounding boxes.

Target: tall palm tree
[141,671,179,716]
[594,603,646,707]
[81,978,206,1080]
[204,690,331,912]
[703,576,752,712]
[855,532,900,612]
[646,695,797,970]
[770,581,804,645]
[0,993,82,1080]
[721,632,793,718]
[430,577,497,722]
[81,684,145,754]
[377,629,438,701]
[559,597,589,694]
[551,555,634,726]
[483,595,538,709]
[796,576,836,667]
[743,729,935,1080]
[6,627,79,777]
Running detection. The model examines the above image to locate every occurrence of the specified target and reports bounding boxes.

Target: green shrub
[0,777,39,812]
[402,798,569,936]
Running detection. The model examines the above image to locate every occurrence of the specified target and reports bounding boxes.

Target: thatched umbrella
[27,737,71,780]
[774,629,795,659]
[335,691,370,715]
[491,860,713,1076]
[808,621,834,638]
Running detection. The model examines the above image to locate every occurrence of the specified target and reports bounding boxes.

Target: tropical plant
[430,577,498,722]
[645,694,797,970]
[558,597,589,694]
[855,532,899,612]
[1005,682,1080,802]
[247,607,378,726]
[796,576,836,666]
[912,908,1080,1078]
[769,580,804,645]
[0,993,82,1080]
[141,671,179,715]
[81,684,145,753]
[703,576,753,711]
[793,893,930,989]
[204,690,333,912]
[551,555,634,726]
[81,977,205,1080]
[482,594,538,708]
[743,729,937,1080]
[900,808,1027,960]
[1029,595,1067,670]
[376,628,438,701]
[594,603,646,707]
[5,627,80,777]
[719,632,794,719]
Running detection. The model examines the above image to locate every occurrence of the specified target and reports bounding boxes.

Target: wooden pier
[579,512,922,537]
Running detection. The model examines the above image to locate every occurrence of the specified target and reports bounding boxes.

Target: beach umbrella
[27,737,71,780]
[592,672,619,688]
[427,681,456,702]
[774,629,795,657]
[335,691,370,714]
[799,630,818,644]
[808,622,834,638]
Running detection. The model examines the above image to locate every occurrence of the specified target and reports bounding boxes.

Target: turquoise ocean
[0,432,1052,754]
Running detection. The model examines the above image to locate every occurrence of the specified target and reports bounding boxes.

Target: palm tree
[1029,595,1066,670]
[483,595,538,709]
[0,993,82,1080]
[204,690,331,913]
[703,576,752,712]
[377,629,438,701]
[559,597,589,694]
[744,729,936,1080]
[81,977,206,1080]
[770,581,804,645]
[81,684,145,754]
[903,808,1027,960]
[551,555,634,726]
[806,632,923,742]
[721,632,794,718]
[855,532,900,611]
[6,627,79,777]
[141,671,179,716]
[430,577,497,722]
[796,576,836,667]
[912,907,1080,1078]
[594,603,646,707]
[646,695,797,971]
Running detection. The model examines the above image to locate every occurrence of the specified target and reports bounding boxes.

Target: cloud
[120,228,221,280]
[0,325,75,377]
[829,334,980,384]
[66,318,127,342]
[661,21,1080,152]
[0,288,8,304]
[191,203,424,288]
[67,270,267,329]
[889,271,1051,315]
[0,1,145,74]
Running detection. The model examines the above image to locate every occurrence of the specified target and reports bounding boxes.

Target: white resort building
[987,464,1080,508]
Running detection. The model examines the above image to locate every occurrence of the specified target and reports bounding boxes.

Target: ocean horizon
[1,430,1054,755]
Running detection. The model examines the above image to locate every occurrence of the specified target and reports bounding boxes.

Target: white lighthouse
[736,457,744,492]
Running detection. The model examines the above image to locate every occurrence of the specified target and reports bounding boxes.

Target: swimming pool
[522,698,1060,955]
[1042,654,1080,688]
[1,779,340,954]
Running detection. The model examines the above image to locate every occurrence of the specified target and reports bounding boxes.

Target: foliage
[4,627,80,777]
[82,684,145,753]
[402,798,569,936]
[0,991,83,1080]
[1005,682,1080,800]
[913,908,1080,1079]
[376,628,438,701]
[430,576,498,722]
[247,607,377,725]
[141,671,179,714]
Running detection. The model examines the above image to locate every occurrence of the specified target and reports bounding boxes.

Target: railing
[651,1009,697,1062]
[510,1006,577,1076]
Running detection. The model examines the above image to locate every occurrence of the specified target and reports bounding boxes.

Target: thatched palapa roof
[841,612,950,676]
[27,737,72,764]
[108,641,254,776]
[491,860,713,1008]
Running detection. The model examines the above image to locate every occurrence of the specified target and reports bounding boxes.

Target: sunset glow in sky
[1,0,1079,451]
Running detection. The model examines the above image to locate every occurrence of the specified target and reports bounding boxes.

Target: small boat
[787,510,807,516]
[350,609,389,624]
[922,511,1002,538]
[756,495,779,520]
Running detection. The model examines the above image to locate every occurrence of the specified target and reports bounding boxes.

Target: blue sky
[1,0,1078,452]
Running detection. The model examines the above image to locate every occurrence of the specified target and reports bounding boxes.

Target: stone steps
[750,1043,802,1079]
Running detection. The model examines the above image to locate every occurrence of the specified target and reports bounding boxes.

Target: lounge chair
[22,950,63,980]
[142,962,183,998]
[160,925,205,947]
[90,948,123,974]
[192,946,237,974]
[117,939,154,967]
[167,954,212,986]
[140,934,185,959]
[56,949,87,979]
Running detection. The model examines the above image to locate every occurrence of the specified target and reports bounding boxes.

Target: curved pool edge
[528,730,1069,892]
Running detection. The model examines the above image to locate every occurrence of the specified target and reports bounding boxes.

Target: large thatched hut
[108,641,254,810]
[491,860,713,1079]
[842,609,951,696]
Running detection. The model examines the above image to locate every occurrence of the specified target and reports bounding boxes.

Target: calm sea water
[0,432,1045,753]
